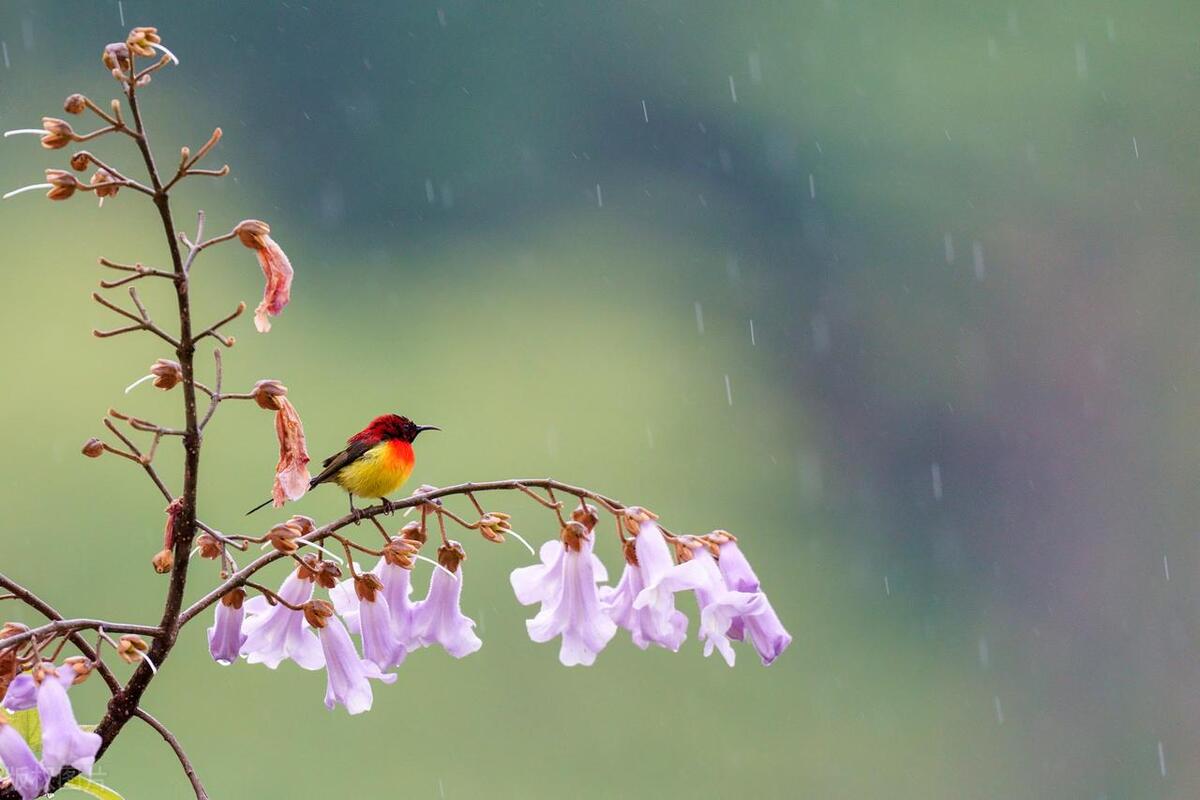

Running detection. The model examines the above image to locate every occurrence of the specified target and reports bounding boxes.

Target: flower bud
[69,152,90,171]
[91,168,121,201]
[151,547,174,574]
[116,635,149,664]
[399,520,427,546]
[63,94,87,114]
[571,504,599,531]
[149,359,182,390]
[560,520,589,551]
[126,26,161,58]
[297,554,342,589]
[477,512,512,544]
[220,588,246,610]
[194,532,222,560]
[45,169,78,201]
[40,117,75,149]
[81,437,105,458]
[383,537,417,568]
[302,599,334,629]
[251,379,288,410]
[266,522,302,554]
[436,540,466,573]
[353,573,384,603]
[621,505,658,536]
[287,515,316,536]
[102,42,131,74]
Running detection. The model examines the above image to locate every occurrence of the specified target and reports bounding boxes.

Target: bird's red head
[352,414,440,445]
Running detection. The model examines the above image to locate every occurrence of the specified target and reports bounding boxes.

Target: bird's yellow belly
[334,445,413,498]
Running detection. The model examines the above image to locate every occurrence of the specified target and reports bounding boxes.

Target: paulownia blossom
[269,393,311,508]
[207,588,248,666]
[1,657,88,711]
[239,567,324,670]
[33,663,102,778]
[411,542,482,658]
[234,219,293,334]
[0,712,48,800]
[510,520,616,666]
[708,531,792,665]
[674,537,765,667]
[600,510,707,652]
[331,538,421,671]
[304,600,396,715]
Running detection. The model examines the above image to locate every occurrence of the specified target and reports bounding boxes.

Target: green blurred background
[2,1,1197,797]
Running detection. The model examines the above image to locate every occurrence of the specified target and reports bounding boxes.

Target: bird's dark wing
[308,439,372,489]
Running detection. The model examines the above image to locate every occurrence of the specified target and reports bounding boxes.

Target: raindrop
[641,99,649,123]
[1163,555,1170,581]
[993,696,1005,725]
[943,233,955,263]
[972,241,986,281]
[1,42,8,70]
[424,178,435,204]
[724,374,733,406]
[595,184,603,207]
[1075,42,1088,79]
[749,319,756,346]
[694,301,705,334]
[931,462,943,500]
[118,0,125,25]
[438,778,446,798]
[815,140,823,155]
[808,173,816,198]
[728,75,738,104]
[1132,136,1139,159]
[1158,740,1167,777]
[883,575,891,596]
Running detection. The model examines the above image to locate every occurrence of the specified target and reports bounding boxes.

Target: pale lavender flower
[412,542,482,658]
[601,518,707,651]
[511,522,616,666]
[709,531,792,665]
[2,659,82,712]
[0,716,48,800]
[330,573,403,670]
[309,602,396,715]
[240,568,324,670]
[679,540,765,667]
[36,666,101,777]
[207,588,248,665]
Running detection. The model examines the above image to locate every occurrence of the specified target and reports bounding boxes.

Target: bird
[247,414,439,515]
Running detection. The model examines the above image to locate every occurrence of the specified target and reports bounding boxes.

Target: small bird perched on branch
[247,414,439,515]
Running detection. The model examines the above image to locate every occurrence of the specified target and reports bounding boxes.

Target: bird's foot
[380,497,395,515]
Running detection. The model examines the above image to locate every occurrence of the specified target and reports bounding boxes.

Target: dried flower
[194,532,222,560]
[102,42,131,77]
[270,397,311,508]
[81,437,105,458]
[116,635,149,666]
[251,379,288,410]
[63,93,87,115]
[149,358,181,389]
[34,663,102,777]
[125,26,161,57]
[240,568,324,670]
[411,542,482,658]
[510,522,616,666]
[69,152,89,171]
[208,589,247,665]
[477,511,512,543]
[571,503,600,531]
[0,712,49,799]
[39,117,74,149]
[234,220,294,333]
[90,168,120,204]
[45,169,78,201]
[151,547,174,573]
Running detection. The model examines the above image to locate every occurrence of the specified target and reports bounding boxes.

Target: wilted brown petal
[235,220,293,333]
[271,397,311,508]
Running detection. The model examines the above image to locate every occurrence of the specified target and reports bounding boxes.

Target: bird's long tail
[245,497,274,516]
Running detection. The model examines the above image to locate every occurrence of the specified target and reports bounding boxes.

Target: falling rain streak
[694,301,704,334]
[724,374,733,406]
[993,696,1004,725]
[972,242,985,281]
[595,184,603,207]
[641,100,649,123]
[749,319,756,346]
[931,463,943,500]
[728,75,738,103]
[1157,741,1166,777]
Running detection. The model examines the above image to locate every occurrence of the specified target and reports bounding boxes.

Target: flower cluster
[206,503,789,717]
[0,661,100,799]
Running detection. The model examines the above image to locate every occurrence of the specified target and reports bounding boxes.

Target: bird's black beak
[413,424,441,437]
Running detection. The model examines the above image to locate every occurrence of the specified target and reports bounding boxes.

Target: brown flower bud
[353,573,384,603]
[477,511,512,544]
[560,520,589,551]
[383,537,417,568]
[61,656,93,685]
[399,520,427,546]
[705,529,737,545]
[234,219,271,249]
[102,42,131,74]
[302,599,334,629]
[45,169,78,201]
[81,437,105,458]
[436,540,466,573]
[297,554,342,589]
[91,168,121,201]
[116,635,149,664]
[287,515,316,536]
[40,117,75,149]
[69,152,90,171]
[149,359,182,390]
[63,94,87,114]
[151,547,174,574]
[220,588,246,610]
[194,532,222,560]
[251,379,288,410]
[266,522,302,554]
[126,26,161,58]
[571,504,600,531]
[621,505,658,536]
